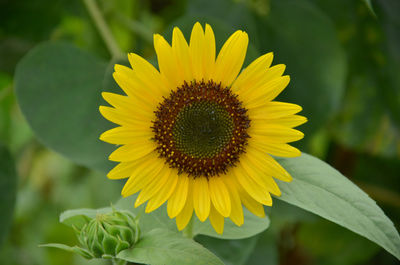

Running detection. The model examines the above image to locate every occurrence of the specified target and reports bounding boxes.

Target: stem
[82,0,124,59]
[183,216,194,238]
[115,14,153,44]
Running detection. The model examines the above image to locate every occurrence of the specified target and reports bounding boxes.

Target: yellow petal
[245,76,290,108]
[244,147,292,182]
[100,126,152,145]
[240,156,281,196]
[236,181,266,218]
[99,106,150,127]
[189,22,205,81]
[265,115,308,128]
[127,53,169,96]
[209,204,224,234]
[248,101,302,120]
[113,64,161,107]
[107,161,137,180]
[249,123,304,143]
[248,137,301,158]
[233,164,272,206]
[121,155,165,197]
[167,174,189,218]
[212,30,248,87]
[208,177,231,217]
[153,34,182,89]
[193,177,211,222]
[203,24,216,81]
[176,180,194,231]
[145,169,178,213]
[135,164,170,207]
[101,92,154,121]
[222,175,244,226]
[172,27,193,82]
[108,141,155,162]
[231,52,273,94]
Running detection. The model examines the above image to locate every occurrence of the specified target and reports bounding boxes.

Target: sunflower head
[100,22,307,234]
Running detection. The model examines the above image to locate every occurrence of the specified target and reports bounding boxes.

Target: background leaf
[195,236,259,265]
[257,0,347,140]
[117,228,224,265]
[276,153,400,260]
[0,144,17,246]
[15,42,114,172]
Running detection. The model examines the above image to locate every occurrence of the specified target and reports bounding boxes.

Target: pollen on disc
[152,80,250,178]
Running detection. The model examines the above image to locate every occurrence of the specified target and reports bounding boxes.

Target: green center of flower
[173,101,234,159]
[152,80,250,178]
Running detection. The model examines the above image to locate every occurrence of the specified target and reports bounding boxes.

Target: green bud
[78,210,140,258]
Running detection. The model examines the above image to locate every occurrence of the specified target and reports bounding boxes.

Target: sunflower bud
[78,210,140,259]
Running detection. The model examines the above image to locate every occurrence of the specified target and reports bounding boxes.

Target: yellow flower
[99,22,306,234]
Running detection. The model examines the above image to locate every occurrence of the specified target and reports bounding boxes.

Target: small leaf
[276,153,400,260]
[60,207,112,229]
[0,144,17,246]
[39,243,94,259]
[117,229,224,265]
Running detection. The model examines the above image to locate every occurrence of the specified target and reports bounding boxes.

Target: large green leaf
[14,42,114,172]
[0,145,17,246]
[257,0,346,138]
[245,231,278,265]
[276,153,400,260]
[195,235,259,265]
[117,229,224,265]
[298,219,380,265]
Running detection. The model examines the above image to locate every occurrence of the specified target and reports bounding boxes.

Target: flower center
[152,80,250,177]
[173,101,234,158]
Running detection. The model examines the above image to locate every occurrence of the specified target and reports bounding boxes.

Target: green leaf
[60,207,112,229]
[276,153,400,260]
[245,231,278,265]
[193,208,269,240]
[195,235,259,265]
[14,42,114,172]
[258,0,346,138]
[117,229,224,265]
[363,0,376,16]
[40,243,77,252]
[0,144,17,246]
[298,219,380,265]
[40,243,94,259]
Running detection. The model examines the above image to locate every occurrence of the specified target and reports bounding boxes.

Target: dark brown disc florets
[152,80,250,178]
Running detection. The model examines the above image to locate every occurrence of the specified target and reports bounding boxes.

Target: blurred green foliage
[0,0,399,264]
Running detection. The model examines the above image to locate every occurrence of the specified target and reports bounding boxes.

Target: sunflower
[99,22,306,234]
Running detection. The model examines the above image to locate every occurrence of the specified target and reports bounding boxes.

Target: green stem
[82,0,124,59]
[115,14,153,44]
[183,216,194,238]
